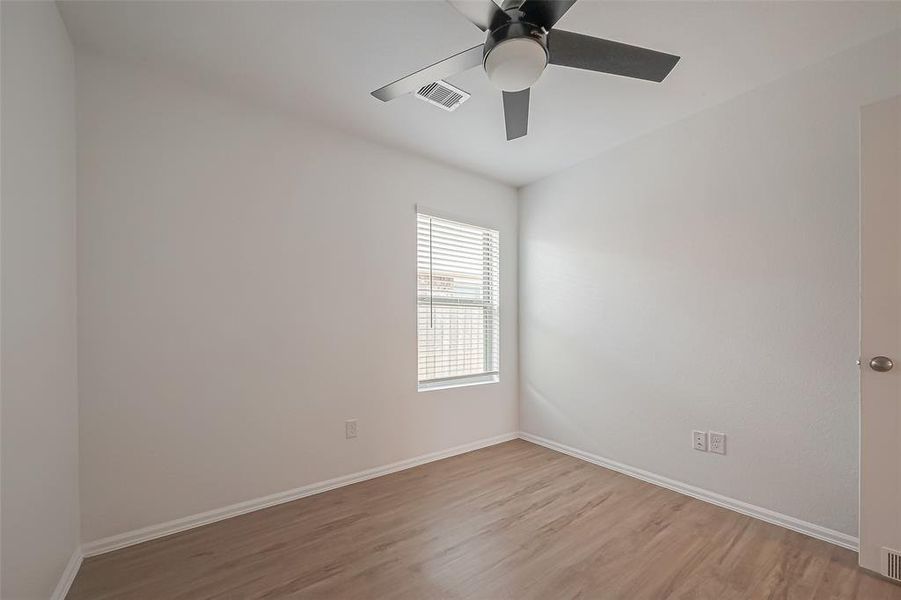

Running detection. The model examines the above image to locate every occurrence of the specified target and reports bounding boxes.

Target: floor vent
[883,547,901,582]
[415,80,470,112]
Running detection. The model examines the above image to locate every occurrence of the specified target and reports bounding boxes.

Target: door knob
[869,356,894,372]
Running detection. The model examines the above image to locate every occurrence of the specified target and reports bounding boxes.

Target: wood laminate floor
[69,439,901,599]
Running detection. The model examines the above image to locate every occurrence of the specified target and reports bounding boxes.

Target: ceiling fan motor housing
[483,19,548,92]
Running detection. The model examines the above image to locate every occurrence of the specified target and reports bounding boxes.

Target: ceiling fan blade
[502,89,530,140]
[372,44,485,102]
[446,0,510,32]
[518,0,578,29]
[547,30,680,83]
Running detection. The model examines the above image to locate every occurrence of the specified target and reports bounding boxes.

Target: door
[859,95,901,576]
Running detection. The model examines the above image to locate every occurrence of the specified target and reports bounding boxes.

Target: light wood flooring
[68,439,901,599]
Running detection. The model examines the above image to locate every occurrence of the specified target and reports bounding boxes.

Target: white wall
[519,31,901,537]
[1,2,80,598]
[76,53,518,543]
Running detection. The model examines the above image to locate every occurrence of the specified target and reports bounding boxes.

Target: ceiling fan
[371,0,680,141]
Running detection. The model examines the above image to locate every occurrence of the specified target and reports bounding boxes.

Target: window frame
[415,207,500,392]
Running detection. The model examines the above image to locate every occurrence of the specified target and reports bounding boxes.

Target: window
[417,212,499,391]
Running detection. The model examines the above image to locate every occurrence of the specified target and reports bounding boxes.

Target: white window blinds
[417,212,500,389]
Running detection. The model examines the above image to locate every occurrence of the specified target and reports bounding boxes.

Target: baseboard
[50,546,83,600]
[82,432,518,557]
[81,430,856,559]
[518,431,859,552]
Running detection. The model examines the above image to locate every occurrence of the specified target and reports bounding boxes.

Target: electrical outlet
[345,419,357,439]
[709,431,726,455]
[692,430,708,452]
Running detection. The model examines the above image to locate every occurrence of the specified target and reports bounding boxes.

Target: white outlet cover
[692,430,707,452]
[345,419,357,439]
[709,431,726,455]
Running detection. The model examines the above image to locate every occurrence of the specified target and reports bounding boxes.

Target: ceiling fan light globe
[484,37,547,92]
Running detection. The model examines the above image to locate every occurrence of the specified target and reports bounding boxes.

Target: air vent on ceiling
[884,547,901,582]
[415,80,470,112]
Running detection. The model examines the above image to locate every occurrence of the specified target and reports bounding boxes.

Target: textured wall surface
[1,2,80,597]
[76,54,518,543]
[519,32,901,537]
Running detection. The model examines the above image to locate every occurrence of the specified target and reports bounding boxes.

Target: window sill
[417,373,499,392]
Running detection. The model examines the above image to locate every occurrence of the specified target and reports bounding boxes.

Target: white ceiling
[58,1,901,186]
